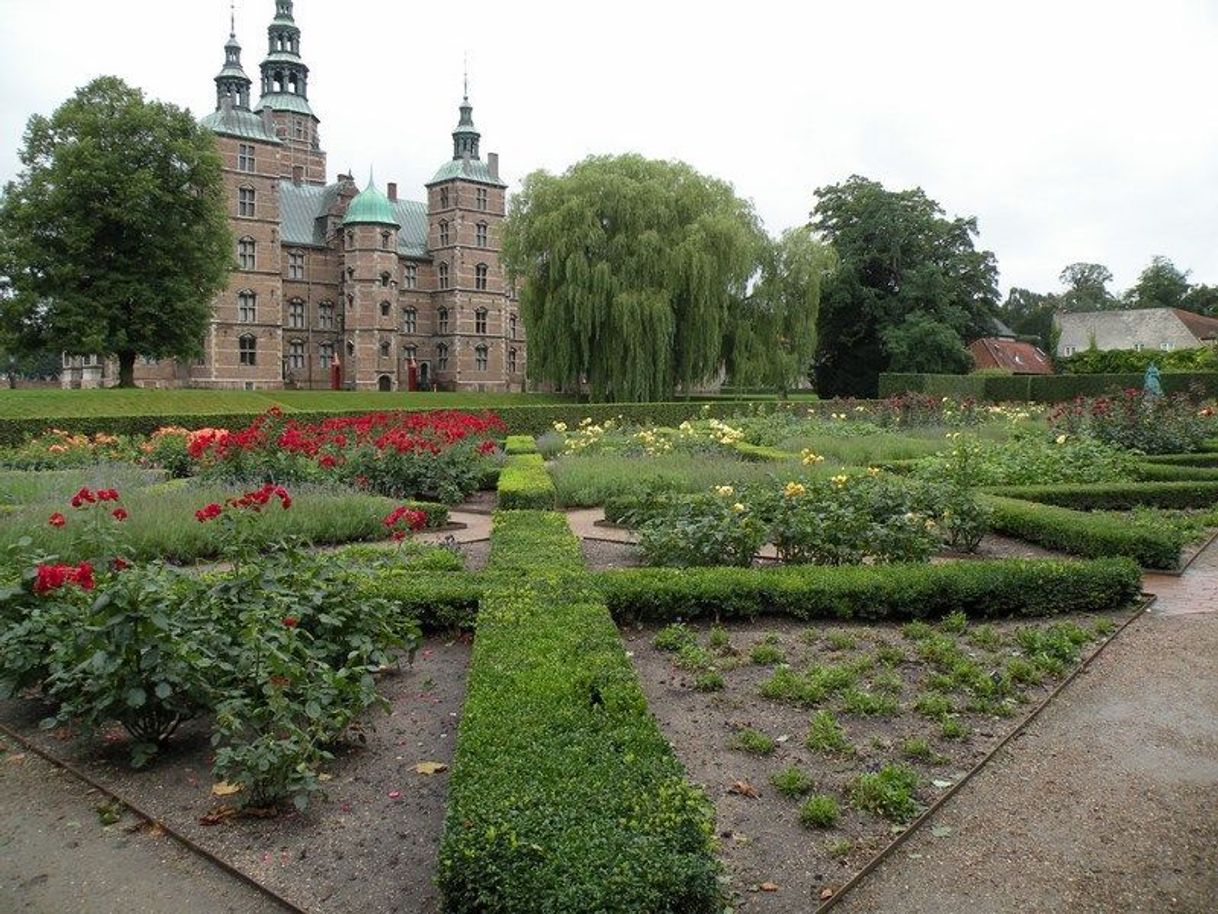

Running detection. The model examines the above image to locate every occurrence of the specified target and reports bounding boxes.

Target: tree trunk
[118,351,136,388]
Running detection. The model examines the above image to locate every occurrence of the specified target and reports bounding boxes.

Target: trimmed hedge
[497,453,556,510]
[1135,463,1218,482]
[438,511,720,913]
[879,372,1218,402]
[355,571,482,631]
[996,481,1218,511]
[732,441,798,462]
[504,434,538,455]
[1142,452,1218,468]
[983,495,1183,569]
[595,557,1141,623]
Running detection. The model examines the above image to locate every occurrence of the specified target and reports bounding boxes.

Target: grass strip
[496,453,557,510]
[438,511,720,913]
[595,557,1142,623]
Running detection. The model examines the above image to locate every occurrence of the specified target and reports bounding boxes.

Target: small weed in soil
[1093,618,1117,637]
[674,643,715,672]
[939,611,968,634]
[761,663,859,705]
[693,671,725,693]
[708,625,732,651]
[826,631,858,651]
[799,793,841,828]
[872,670,904,695]
[914,690,954,720]
[968,624,1003,649]
[807,710,853,755]
[655,623,696,652]
[940,718,971,740]
[771,765,815,798]
[1005,657,1043,685]
[749,641,785,665]
[826,838,853,858]
[901,738,944,764]
[901,621,935,641]
[841,688,900,717]
[875,643,906,667]
[851,764,920,823]
[799,628,820,645]
[732,727,777,756]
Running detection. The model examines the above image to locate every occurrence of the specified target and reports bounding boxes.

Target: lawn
[0,388,572,419]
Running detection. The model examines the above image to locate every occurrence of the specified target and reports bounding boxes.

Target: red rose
[48,512,67,528]
[97,489,119,502]
[111,508,128,522]
[112,557,131,572]
[282,617,299,628]
[73,487,95,505]
[74,563,95,591]
[195,503,223,523]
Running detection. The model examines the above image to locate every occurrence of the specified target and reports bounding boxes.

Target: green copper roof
[217,63,249,80]
[262,51,304,65]
[281,182,427,255]
[428,157,506,188]
[343,181,401,227]
[200,107,281,144]
[254,92,315,117]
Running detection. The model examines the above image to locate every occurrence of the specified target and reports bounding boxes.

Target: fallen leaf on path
[199,806,236,826]
[759,882,779,892]
[931,825,954,838]
[728,780,759,798]
[211,781,241,797]
[414,761,448,775]
[820,887,835,900]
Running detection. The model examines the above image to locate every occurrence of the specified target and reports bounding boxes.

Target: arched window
[288,298,306,329]
[438,262,450,290]
[437,307,450,334]
[475,263,489,291]
[380,271,392,287]
[346,340,356,357]
[239,334,257,366]
[509,313,518,340]
[475,345,489,372]
[318,301,335,330]
[402,308,417,334]
[381,232,392,251]
[238,186,256,217]
[437,343,449,371]
[237,290,257,323]
[508,347,518,374]
[438,220,450,247]
[476,222,488,248]
[380,301,391,318]
[404,345,418,362]
[237,237,256,270]
[379,340,391,358]
[345,231,354,250]
[319,341,334,369]
[475,308,488,335]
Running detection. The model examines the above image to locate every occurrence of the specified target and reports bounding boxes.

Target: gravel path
[0,734,286,914]
[831,610,1218,914]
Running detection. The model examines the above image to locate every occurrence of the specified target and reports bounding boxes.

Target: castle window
[318,301,335,329]
[437,343,449,371]
[239,334,257,366]
[405,345,418,362]
[379,340,391,358]
[346,340,356,357]
[288,299,306,329]
[476,222,488,248]
[403,308,417,334]
[438,308,450,334]
[238,290,256,323]
[475,308,488,335]
[508,347,517,374]
[288,251,305,280]
[475,263,489,291]
[438,220,450,247]
[238,186,256,217]
[476,188,488,211]
[319,341,334,370]
[509,313,517,340]
[380,271,391,288]
[475,345,488,372]
[381,232,391,251]
[345,232,354,250]
[438,262,450,290]
[380,301,391,318]
[238,144,255,173]
[237,237,256,270]
[439,187,450,209]
[293,117,304,139]
[288,339,305,371]
[403,264,418,289]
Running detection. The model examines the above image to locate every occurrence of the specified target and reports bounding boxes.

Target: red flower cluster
[228,484,292,512]
[48,512,67,528]
[383,505,428,541]
[282,617,299,628]
[34,562,95,594]
[111,508,129,522]
[195,503,223,523]
[70,487,95,508]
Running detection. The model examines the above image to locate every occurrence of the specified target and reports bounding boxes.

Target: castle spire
[214,6,252,110]
[452,76,480,161]
[256,0,315,115]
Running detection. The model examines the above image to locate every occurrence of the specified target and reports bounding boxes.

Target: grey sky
[2,0,1215,298]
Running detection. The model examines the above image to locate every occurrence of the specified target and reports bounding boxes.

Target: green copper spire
[256,0,315,116]
[343,178,401,228]
[214,7,252,110]
[452,84,480,160]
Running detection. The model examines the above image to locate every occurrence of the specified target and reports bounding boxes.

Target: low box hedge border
[355,571,482,631]
[496,453,557,510]
[504,434,538,455]
[1135,463,1218,482]
[878,371,1218,402]
[983,495,1182,569]
[997,481,1218,510]
[731,441,798,462]
[595,557,1141,624]
[438,511,720,913]
[1141,452,1218,469]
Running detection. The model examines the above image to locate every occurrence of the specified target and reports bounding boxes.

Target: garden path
[830,538,1218,914]
[415,510,492,544]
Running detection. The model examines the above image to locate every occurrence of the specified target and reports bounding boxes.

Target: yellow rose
[783,482,806,499]
[714,485,735,497]
[1055,434,1068,445]
[831,474,849,487]
[732,502,746,513]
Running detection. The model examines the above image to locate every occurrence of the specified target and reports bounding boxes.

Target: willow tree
[504,154,765,401]
[726,227,836,395]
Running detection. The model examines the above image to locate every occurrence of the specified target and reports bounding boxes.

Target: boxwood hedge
[998,481,1218,511]
[354,571,482,631]
[438,511,720,913]
[504,434,539,455]
[1142,452,1218,469]
[595,557,1141,623]
[1135,463,1218,482]
[497,453,557,510]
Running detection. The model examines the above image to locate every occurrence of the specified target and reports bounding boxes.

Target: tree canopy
[1057,262,1117,312]
[1123,256,1190,311]
[504,154,774,401]
[810,176,998,396]
[0,76,231,387]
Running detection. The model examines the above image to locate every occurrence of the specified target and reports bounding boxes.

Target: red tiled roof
[968,338,1053,375]
[1172,309,1218,340]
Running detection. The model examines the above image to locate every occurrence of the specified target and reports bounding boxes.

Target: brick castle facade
[86,0,525,392]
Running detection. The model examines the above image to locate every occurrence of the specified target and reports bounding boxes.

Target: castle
[75,0,525,392]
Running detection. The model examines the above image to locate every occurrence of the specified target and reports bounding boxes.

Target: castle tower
[255,0,326,185]
[196,13,285,389]
[425,89,523,391]
[342,180,402,390]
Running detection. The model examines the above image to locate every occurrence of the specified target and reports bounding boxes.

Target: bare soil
[622,611,1133,913]
[0,633,472,914]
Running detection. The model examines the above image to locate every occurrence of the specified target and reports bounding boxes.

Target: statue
[1143,362,1163,398]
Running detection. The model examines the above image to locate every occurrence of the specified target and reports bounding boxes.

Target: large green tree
[1123,256,1190,311]
[503,154,768,401]
[999,287,1059,350]
[811,176,998,396]
[1057,262,1117,312]
[0,77,231,387]
[725,227,837,395]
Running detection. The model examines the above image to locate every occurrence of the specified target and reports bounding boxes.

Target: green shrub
[749,641,786,665]
[596,557,1142,623]
[692,671,725,693]
[806,709,854,754]
[771,765,815,797]
[984,495,1184,569]
[437,511,720,913]
[1000,481,1218,511]
[1135,463,1218,482]
[799,793,840,828]
[731,727,777,755]
[878,372,1218,402]
[353,570,483,631]
[850,764,920,823]
[505,435,539,455]
[1142,452,1218,468]
[496,453,557,510]
[841,688,899,716]
[639,491,767,568]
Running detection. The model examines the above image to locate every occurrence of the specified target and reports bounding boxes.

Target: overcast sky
[2,0,1215,297]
